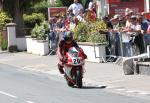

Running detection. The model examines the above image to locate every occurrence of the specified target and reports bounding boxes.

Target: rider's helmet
[63,31,73,43]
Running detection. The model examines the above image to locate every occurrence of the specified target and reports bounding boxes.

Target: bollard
[6,23,17,52]
[123,59,134,75]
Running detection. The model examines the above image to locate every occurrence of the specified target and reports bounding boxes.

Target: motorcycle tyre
[67,80,74,87]
[76,69,83,88]
[65,75,74,87]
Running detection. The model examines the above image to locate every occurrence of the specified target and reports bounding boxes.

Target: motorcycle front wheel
[65,74,74,87]
[67,79,74,87]
[76,69,83,88]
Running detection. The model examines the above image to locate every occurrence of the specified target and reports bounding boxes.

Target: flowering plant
[73,19,107,43]
[31,21,49,40]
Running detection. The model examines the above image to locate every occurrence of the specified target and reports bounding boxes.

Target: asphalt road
[0,63,150,103]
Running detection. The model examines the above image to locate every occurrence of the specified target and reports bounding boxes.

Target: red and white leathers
[57,39,87,74]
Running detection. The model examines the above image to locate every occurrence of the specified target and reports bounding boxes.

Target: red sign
[109,1,144,16]
[48,7,67,19]
[107,0,120,3]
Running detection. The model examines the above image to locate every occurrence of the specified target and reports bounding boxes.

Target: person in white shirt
[68,0,83,16]
[76,10,86,23]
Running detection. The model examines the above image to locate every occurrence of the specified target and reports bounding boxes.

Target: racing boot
[58,64,64,74]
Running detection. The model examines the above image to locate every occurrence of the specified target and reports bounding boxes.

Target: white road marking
[116,88,126,91]
[106,86,115,89]
[26,101,35,103]
[126,90,135,93]
[138,92,150,95]
[0,91,17,98]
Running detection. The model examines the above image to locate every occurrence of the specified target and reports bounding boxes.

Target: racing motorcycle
[64,47,86,88]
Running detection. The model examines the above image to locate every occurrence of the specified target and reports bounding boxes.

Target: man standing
[68,0,83,16]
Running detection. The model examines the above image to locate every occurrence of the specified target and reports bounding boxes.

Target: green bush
[73,20,107,43]
[23,13,45,28]
[31,21,49,40]
[55,0,74,7]
[32,1,49,12]
[0,11,12,30]
[73,22,88,42]
[0,33,8,50]
[87,33,106,43]
[31,1,49,19]
[0,11,11,50]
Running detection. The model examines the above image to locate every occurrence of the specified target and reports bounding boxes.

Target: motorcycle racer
[57,31,87,74]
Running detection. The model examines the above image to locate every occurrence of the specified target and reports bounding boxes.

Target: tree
[0,0,4,10]
[1,0,44,36]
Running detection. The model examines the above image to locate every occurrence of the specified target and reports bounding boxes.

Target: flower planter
[26,36,33,53]
[78,42,106,63]
[36,40,49,56]
[32,38,39,55]
[26,36,49,56]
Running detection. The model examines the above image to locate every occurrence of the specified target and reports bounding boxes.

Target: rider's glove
[62,57,68,63]
[83,54,87,59]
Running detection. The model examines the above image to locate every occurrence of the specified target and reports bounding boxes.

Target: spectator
[102,16,113,30]
[86,1,96,22]
[110,14,120,32]
[48,17,58,55]
[146,23,150,46]
[69,17,78,31]
[110,14,122,56]
[124,8,134,30]
[76,10,86,23]
[55,16,66,42]
[102,16,113,58]
[140,12,150,51]
[64,16,71,31]
[68,0,83,17]
[125,8,134,17]
[121,12,134,57]
[122,15,144,56]
[126,15,138,56]
[134,15,145,54]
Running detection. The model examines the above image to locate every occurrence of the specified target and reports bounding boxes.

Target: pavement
[0,51,150,98]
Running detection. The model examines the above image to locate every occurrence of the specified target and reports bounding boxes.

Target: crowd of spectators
[48,0,150,59]
[48,0,96,55]
[103,8,150,57]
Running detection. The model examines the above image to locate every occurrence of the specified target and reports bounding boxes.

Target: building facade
[48,0,150,17]
[97,0,150,17]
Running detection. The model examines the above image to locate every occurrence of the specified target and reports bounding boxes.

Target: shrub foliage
[23,13,45,28]
[73,20,107,43]
[31,21,49,40]
[0,11,11,50]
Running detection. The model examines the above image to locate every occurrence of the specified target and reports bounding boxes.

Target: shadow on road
[81,85,107,89]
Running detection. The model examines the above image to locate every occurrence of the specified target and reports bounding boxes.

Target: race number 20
[73,58,81,65]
